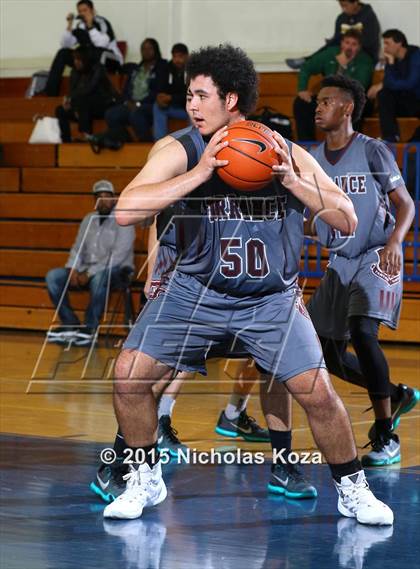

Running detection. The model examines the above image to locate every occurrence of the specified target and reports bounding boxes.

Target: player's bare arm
[379,185,415,275]
[271,132,357,236]
[147,134,175,160]
[115,128,229,225]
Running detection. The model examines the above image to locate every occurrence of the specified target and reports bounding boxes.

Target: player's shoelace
[363,433,395,452]
[118,467,149,503]
[340,478,375,508]
[162,422,182,445]
[283,463,306,481]
[240,413,258,429]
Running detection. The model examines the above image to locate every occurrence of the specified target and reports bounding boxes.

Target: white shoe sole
[103,480,167,520]
[338,500,394,525]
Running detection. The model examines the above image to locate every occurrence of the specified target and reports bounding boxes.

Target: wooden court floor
[1,330,419,466]
[1,330,419,569]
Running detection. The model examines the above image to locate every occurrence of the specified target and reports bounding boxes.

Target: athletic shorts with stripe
[124,271,325,383]
[307,247,403,341]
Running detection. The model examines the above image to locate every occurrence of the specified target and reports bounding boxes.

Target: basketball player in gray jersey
[104,45,392,525]
[307,75,417,466]
[92,128,316,503]
[92,129,314,504]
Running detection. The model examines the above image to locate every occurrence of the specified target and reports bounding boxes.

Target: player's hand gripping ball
[216,120,279,191]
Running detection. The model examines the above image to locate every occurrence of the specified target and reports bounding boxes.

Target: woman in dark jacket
[55,48,116,142]
[103,37,167,141]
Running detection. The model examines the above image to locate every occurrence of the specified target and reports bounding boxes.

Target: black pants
[320,316,391,401]
[55,96,111,142]
[104,103,154,141]
[46,48,74,96]
[293,95,317,141]
[378,87,420,141]
[45,47,119,96]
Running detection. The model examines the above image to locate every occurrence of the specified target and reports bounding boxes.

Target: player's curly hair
[186,44,259,115]
[321,75,366,124]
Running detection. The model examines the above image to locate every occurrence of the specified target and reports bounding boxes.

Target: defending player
[307,75,416,466]
[104,45,392,525]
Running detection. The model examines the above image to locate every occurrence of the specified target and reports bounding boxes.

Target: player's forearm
[115,168,206,226]
[287,177,357,235]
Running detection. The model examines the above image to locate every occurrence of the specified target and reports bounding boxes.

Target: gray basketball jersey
[310,133,404,258]
[175,132,305,296]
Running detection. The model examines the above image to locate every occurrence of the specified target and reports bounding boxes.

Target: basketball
[216,120,279,191]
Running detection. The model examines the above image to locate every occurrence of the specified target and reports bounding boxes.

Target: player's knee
[349,316,379,350]
[305,373,339,413]
[114,350,150,394]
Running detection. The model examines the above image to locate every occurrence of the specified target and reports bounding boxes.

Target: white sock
[158,395,176,419]
[224,393,250,420]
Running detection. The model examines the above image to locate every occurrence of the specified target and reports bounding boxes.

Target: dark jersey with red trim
[174,131,306,296]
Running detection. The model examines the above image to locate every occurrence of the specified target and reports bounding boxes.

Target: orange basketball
[216,120,279,191]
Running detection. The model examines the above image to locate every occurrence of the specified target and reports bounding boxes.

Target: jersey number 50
[220,237,270,278]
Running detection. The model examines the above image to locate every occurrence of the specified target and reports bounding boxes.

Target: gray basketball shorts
[307,247,403,340]
[124,271,325,383]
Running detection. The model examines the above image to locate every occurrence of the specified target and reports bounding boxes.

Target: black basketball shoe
[158,415,189,458]
[268,463,318,499]
[367,384,419,440]
[90,460,129,503]
[215,409,270,442]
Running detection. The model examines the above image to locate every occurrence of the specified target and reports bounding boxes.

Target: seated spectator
[45,0,123,96]
[55,48,116,142]
[367,29,420,142]
[45,180,135,346]
[153,43,189,140]
[287,0,380,69]
[104,38,167,142]
[293,29,374,140]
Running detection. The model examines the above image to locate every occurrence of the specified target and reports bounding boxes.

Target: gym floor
[1,330,419,569]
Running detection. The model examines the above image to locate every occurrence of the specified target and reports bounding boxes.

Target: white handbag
[29,117,62,144]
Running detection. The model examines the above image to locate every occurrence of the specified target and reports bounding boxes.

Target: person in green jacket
[293,29,374,140]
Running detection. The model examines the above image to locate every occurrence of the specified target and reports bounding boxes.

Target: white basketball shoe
[334,470,394,525]
[103,461,167,520]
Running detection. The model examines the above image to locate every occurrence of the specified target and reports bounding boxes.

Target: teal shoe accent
[215,426,239,438]
[158,446,179,458]
[240,432,270,442]
[401,388,420,415]
[362,454,401,467]
[392,417,401,430]
[268,482,285,495]
[90,481,115,503]
[267,482,318,499]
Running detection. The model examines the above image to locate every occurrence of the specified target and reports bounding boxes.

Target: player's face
[340,37,361,60]
[315,87,349,131]
[186,75,232,136]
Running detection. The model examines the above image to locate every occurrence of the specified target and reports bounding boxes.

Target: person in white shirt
[45,0,123,96]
